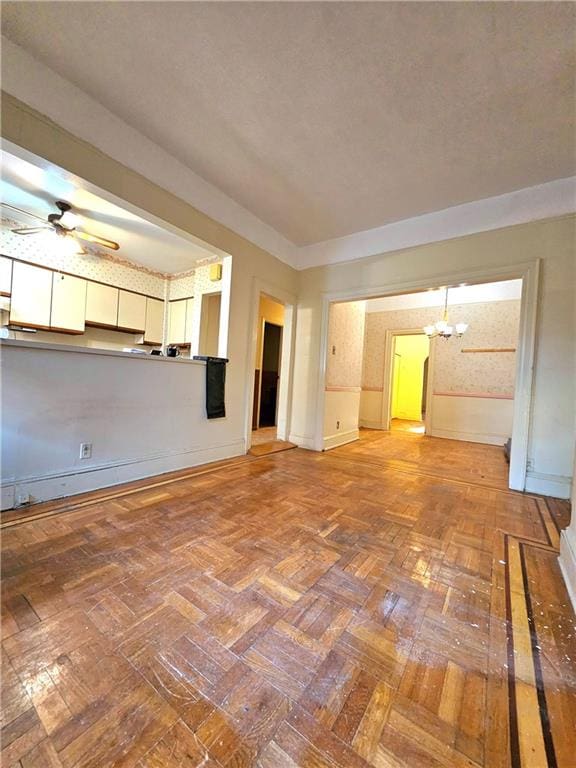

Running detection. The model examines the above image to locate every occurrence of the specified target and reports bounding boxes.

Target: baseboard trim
[288,433,317,451]
[359,420,386,430]
[1,439,246,510]
[428,427,507,446]
[524,471,572,499]
[559,528,576,614]
[323,429,359,451]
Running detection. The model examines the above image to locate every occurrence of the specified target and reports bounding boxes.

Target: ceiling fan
[7,200,120,251]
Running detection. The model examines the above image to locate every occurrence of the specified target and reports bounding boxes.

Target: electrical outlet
[331,345,336,355]
[336,420,340,430]
[526,457,534,471]
[80,442,92,460]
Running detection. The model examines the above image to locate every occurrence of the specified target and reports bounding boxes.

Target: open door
[259,322,282,427]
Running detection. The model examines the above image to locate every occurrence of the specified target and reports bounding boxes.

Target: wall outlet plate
[80,442,92,460]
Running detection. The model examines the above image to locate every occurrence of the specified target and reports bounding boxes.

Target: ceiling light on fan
[59,210,79,230]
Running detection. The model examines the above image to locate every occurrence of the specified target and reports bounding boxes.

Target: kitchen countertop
[0,338,206,365]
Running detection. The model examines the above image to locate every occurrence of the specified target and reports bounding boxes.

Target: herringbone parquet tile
[1,431,574,767]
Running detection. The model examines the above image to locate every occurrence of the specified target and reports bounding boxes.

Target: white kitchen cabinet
[0,256,12,296]
[168,299,187,345]
[117,290,146,332]
[143,297,164,345]
[9,261,52,329]
[86,282,119,327]
[50,272,87,334]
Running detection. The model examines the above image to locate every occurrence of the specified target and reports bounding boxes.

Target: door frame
[314,259,540,492]
[258,320,284,428]
[244,279,296,451]
[381,328,435,432]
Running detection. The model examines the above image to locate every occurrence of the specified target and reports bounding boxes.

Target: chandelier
[423,287,468,340]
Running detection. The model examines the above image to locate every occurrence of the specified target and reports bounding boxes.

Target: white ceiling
[365,280,522,313]
[2,2,574,247]
[0,149,219,274]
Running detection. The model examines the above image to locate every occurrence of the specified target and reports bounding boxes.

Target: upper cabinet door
[168,299,187,344]
[0,256,12,296]
[117,290,146,332]
[9,261,52,329]
[86,282,119,327]
[51,272,87,334]
[144,298,164,345]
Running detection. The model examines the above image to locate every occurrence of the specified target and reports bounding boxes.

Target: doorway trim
[314,259,540,492]
[244,279,296,452]
[381,328,435,433]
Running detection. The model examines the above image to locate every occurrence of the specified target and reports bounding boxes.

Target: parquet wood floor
[1,431,574,767]
[249,428,296,457]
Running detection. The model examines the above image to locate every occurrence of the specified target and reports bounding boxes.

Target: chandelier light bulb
[421,287,469,340]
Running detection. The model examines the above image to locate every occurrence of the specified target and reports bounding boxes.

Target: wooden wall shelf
[461,347,516,353]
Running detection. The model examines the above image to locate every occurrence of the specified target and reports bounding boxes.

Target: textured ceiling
[2,2,575,245]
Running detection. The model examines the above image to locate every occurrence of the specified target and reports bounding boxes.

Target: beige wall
[292,216,575,496]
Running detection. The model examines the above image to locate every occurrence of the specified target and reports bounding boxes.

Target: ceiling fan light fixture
[59,210,79,230]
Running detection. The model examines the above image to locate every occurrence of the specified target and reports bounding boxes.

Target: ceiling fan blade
[2,203,48,223]
[74,230,119,251]
[11,227,52,235]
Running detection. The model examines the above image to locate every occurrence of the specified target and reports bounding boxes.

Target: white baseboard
[359,420,386,430]
[524,471,571,499]
[428,427,507,446]
[1,439,246,510]
[559,528,576,614]
[288,433,317,450]
[323,429,359,451]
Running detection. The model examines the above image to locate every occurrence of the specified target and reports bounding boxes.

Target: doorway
[259,322,282,427]
[318,270,536,492]
[248,293,297,456]
[389,333,429,434]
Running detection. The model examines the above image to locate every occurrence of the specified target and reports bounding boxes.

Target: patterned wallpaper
[168,272,196,300]
[362,300,521,396]
[326,301,366,388]
[1,220,223,306]
[1,222,166,298]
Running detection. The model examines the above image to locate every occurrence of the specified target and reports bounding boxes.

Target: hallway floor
[390,418,426,434]
[1,432,574,767]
